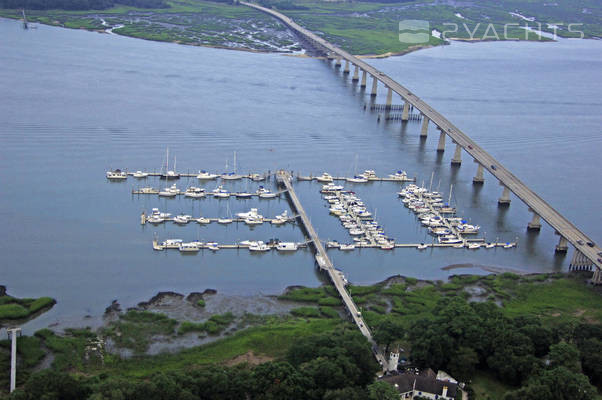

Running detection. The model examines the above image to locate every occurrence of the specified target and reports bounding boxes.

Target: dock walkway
[276,170,387,368]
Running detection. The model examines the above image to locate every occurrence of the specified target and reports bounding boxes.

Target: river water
[0,18,600,333]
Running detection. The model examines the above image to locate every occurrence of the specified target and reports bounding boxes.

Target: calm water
[0,19,600,333]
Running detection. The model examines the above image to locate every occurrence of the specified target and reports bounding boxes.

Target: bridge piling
[343,60,350,74]
[361,69,367,87]
[592,269,602,285]
[402,102,410,121]
[352,64,359,81]
[498,184,511,206]
[371,76,378,97]
[555,234,569,253]
[527,209,542,231]
[335,55,341,67]
[437,130,446,152]
[451,143,462,165]
[420,116,429,137]
[473,163,485,184]
[386,87,393,108]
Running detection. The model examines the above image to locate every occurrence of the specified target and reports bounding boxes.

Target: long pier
[276,170,387,368]
[242,1,601,282]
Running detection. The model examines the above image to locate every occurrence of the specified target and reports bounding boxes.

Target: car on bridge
[490,165,497,170]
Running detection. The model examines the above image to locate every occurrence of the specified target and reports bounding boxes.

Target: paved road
[244,1,601,272]
[277,171,388,368]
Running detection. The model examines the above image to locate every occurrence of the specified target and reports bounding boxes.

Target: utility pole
[7,327,21,393]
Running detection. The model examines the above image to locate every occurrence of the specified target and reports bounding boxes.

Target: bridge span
[243,1,601,281]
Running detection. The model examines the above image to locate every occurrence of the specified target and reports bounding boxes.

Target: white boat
[147,216,164,224]
[485,242,496,248]
[159,183,180,197]
[271,211,289,225]
[389,170,408,180]
[221,172,243,180]
[239,240,256,246]
[321,184,344,192]
[162,239,183,249]
[173,214,192,224]
[133,171,148,178]
[349,229,365,236]
[417,243,428,250]
[237,208,259,218]
[467,243,481,249]
[249,241,270,252]
[429,227,451,236]
[197,170,219,180]
[185,187,205,198]
[327,241,340,248]
[206,242,219,251]
[361,170,377,180]
[236,192,253,198]
[245,217,263,225]
[106,169,127,180]
[346,175,368,183]
[276,242,298,251]
[380,243,394,250]
[259,191,278,199]
[316,172,333,183]
[438,236,462,244]
[179,242,201,252]
[250,173,264,181]
[212,185,230,198]
[196,217,211,224]
[136,187,158,194]
[457,224,480,234]
[504,243,516,249]
[217,218,233,224]
[339,244,355,251]
[160,148,180,180]
[453,243,465,248]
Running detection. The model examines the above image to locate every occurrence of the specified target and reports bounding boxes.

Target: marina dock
[276,170,388,368]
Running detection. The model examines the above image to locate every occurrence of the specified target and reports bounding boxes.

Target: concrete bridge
[243,1,601,282]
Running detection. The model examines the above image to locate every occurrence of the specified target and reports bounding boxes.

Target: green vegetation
[178,312,236,335]
[3,0,599,54]
[101,310,178,353]
[0,292,55,321]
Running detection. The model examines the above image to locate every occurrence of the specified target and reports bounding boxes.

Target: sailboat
[217,203,233,224]
[160,148,180,180]
[221,151,242,180]
[22,9,28,29]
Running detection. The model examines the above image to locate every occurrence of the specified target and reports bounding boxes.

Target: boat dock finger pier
[276,170,388,368]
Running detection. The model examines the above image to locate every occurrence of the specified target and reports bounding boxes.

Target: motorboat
[206,242,219,251]
[457,224,480,234]
[185,187,205,198]
[429,227,451,236]
[250,173,264,181]
[249,241,270,252]
[161,239,183,249]
[346,175,368,183]
[258,189,278,199]
[380,243,394,250]
[236,208,260,219]
[271,211,289,225]
[453,243,465,248]
[349,228,365,236]
[245,217,263,225]
[106,169,127,180]
[197,170,219,180]
[438,236,463,244]
[339,244,355,251]
[327,241,340,248]
[217,218,233,224]
[467,243,481,249]
[179,242,201,252]
[196,217,211,224]
[321,184,344,192]
[159,184,180,197]
[276,242,298,251]
[316,172,334,183]
[133,171,148,178]
[389,170,408,180]
[417,243,428,250]
[212,185,230,198]
[485,242,496,249]
[150,208,171,219]
[173,214,192,224]
[235,192,253,198]
[137,187,158,194]
[504,243,516,249]
[147,215,164,224]
[361,170,377,180]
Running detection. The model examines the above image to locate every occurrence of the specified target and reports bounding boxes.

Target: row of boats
[134,184,280,199]
[298,170,413,183]
[145,208,291,226]
[321,185,395,250]
[106,169,267,181]
[154,238,301,252]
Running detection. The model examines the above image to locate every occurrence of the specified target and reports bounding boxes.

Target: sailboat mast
[166,147,169,173]
[429,171,434,192]
[174,156,176,173]
[233,151,237,173]
[448,184,453,204]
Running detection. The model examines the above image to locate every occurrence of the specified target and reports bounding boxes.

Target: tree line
[372,296,601,400]
[2,329,404,400]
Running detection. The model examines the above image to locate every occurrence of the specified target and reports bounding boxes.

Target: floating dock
[152,240,309,251]
[296,174,415,183]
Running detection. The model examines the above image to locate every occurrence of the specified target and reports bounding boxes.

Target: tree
[15,370,89,400]
[367,381,399,400]
[323,386,367,400]
[373,317,403,355]
[549,342,581,372]
[251,361,310,400]
[505,367,597,400]
[579,338,602,386]
[447,346,479,382]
